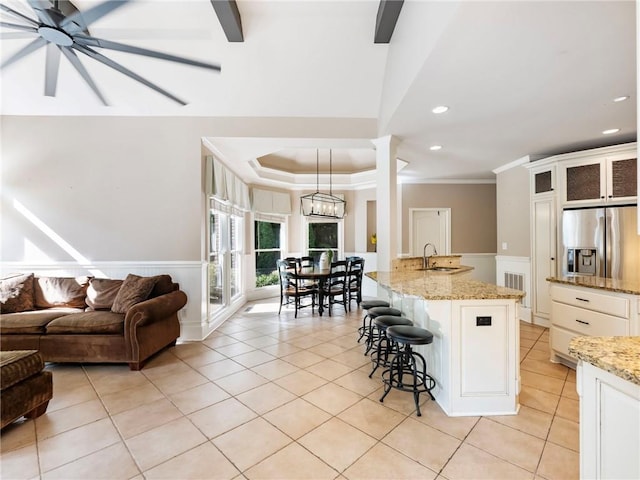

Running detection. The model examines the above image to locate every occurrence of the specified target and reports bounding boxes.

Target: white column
[372,135,399,271]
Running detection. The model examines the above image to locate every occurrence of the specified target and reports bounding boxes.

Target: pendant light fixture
[300,149,346,219]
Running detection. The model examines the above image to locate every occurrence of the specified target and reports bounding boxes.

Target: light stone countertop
[367,270,525,301]
[569,336,640,386]
[547,276,640,295]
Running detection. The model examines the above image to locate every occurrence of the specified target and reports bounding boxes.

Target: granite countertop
[569,336,640,386]
[367,270,525,301]
[547,276,640,295]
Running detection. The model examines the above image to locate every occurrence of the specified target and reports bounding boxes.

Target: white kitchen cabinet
[577,361,640,479]
[531,197,556,324]
[525,143,636,329]
[560,155,637,206]
[549,283,638,365]
[532,164,556,197]
[525,161,558,326]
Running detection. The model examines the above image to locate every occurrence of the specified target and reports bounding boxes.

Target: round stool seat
[361,300,390,310]
[368,306,402,318]
[374,315,413,330]
[386,325,434,345]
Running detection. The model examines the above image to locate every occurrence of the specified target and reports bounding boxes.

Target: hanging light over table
[300,149,346,219]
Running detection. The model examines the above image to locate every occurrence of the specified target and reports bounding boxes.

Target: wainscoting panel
[495,255,532,323]
[1,261,205,341]
[459,253,496,284]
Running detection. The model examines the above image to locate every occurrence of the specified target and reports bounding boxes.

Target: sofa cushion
[34,276,90,309]
[46,311,125,335]
[0,273,35,313]
[0,309,82,334]
[86,278,123,311]
[111,274,157,314]
[0,350,45,391]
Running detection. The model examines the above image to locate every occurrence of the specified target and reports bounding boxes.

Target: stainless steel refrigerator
[561,205,640,281]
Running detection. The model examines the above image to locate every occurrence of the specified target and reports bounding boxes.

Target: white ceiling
[1,0,636,187]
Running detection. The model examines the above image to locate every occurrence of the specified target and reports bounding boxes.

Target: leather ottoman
[1,350,53,429]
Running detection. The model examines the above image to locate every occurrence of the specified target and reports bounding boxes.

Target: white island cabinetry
[370,270,523,417]
[569,337,640,480]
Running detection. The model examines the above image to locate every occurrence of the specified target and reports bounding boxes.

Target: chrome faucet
[423,243,438,269]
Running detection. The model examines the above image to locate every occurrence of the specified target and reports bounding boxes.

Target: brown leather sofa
[0,273,187,370]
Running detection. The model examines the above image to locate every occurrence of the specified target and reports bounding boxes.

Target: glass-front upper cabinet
[533,167,555,196]
[562,155,637,205]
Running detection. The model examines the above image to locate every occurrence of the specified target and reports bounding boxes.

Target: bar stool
[380,325,436,417]
[357,300,390,343]
[368,315,413,378]
[364,306,402,355]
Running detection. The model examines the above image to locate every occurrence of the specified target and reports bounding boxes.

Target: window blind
[251,188,292,215]
[205,155,250,211]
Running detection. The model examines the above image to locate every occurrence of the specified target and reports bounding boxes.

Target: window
[229,215,242,299]
[255,219,283,287]
[209,212,223,314]
[208,200,244,318]
[307,220,340,263]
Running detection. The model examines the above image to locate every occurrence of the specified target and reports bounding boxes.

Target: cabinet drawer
[551,286,629,319]
[550,325,579,360]
[551,302,629,336]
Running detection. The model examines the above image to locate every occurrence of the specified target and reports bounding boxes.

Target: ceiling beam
[210,0,244,42]
[374,0,404,44]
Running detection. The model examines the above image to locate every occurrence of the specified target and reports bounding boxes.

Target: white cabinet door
[532,198,556,321]
[579,362,640,480]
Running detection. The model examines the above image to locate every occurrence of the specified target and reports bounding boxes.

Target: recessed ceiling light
[432,106,449,114]
[613,96,629,102]
[430,145,443,151]
[602,128,620,135]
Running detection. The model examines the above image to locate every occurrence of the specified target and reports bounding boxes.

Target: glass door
[209,211,224,315]
[208,202,244,319]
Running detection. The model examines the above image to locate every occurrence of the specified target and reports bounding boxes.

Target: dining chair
[299,256,314,268]
[298,256,319,289]
[322,260,348,316]
[276,259,317,318]
[346,257,365,310]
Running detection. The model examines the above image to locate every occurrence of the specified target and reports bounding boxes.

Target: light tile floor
[0,299,579,479]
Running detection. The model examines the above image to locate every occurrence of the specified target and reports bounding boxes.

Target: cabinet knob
[601,196,605,199]
[550,257,555,261]
[608,195,613,198]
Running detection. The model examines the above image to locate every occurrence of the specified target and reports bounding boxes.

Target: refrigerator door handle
[605,208,612,278]
[597,212,607,278]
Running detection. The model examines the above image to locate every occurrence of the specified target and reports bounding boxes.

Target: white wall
[1,116,205,262]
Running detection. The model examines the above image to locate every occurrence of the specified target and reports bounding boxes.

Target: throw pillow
[111,274,157,314]
[0,273,35,313]
[34,276,90,309]
[86,278,124,311]
[149,274,175,298]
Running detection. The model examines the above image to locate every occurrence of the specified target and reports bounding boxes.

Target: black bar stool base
[369,316,413,378]
[363,306,402,355]
[379,346,436,417]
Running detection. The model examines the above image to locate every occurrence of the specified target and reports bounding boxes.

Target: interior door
[411,209,450,257]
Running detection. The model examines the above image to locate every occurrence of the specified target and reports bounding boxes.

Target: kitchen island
[569,336,640,480]
[367,270,525,416]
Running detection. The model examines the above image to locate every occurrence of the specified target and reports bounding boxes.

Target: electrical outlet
[502,242,508,250]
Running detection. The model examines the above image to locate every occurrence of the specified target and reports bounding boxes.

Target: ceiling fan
[0,0,221,105]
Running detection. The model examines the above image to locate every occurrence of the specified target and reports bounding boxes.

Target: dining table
[294,266,331,316]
